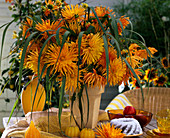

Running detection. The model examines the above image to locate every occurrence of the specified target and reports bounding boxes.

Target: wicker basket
[123,87,170,119]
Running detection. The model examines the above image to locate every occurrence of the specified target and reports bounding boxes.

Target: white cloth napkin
[1,119,29,138]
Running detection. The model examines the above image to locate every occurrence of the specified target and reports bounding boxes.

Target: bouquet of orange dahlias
[1,0,158,130]
[16,3,156,92]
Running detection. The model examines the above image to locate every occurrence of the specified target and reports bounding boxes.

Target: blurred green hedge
[113,0,170,57]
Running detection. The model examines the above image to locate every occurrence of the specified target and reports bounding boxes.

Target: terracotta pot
[68,86,104,129]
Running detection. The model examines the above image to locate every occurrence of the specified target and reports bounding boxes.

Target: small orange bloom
[61,4,85,21]
[84,69,106,88]
[154,73,168,86]
[118,15,129,35]
[35,19,64,40]
[95,123,125,138]
[22,18,33,38]
[161,57,170,69]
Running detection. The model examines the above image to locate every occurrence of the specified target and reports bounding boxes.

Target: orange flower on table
[22,18,33,38]
[25,121,40,138]
[61,4,85,21]
[153,73,168,86]
[117,15,129,35]
[144,68,158,82]
[161,57,170,69]
[45,43,78,75]
[95,123,125,138]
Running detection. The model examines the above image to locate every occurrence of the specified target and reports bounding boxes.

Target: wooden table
[2,117,159,138]
[139,119,157,137]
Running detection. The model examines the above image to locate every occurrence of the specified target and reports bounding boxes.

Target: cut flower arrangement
[0,0,158,137]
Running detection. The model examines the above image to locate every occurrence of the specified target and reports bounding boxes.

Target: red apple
[123,106,136,115]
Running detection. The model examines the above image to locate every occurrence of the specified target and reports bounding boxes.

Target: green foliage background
[113,0,170,57]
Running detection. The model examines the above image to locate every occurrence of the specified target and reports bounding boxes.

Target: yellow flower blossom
[12,31,18,39]
[82,3,88,9]
[61,4,85,21]
[95,123,125,138]
[81,33,104,65]
[45,43,78,75]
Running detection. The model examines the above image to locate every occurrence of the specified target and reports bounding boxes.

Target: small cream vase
[68,86,104,129]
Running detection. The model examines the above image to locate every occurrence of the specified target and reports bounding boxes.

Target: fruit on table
[80,128,95,138]
[25,121,40,138]
[65,126,80,137]
[123,106,136,115]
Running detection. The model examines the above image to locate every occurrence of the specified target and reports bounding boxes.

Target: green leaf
[7,93,21,124]
[102,35,109,84]
[61,31,70,47]
[86,25,95,34]
[107,33,122,58]
[83,84,89,127]
[50,31,70,80]
[56,27,61,46]
[70,92,80,129]
[77,31,84,88]
[90,7,105,33]
[45,67,51,132]
[38,34,55,78]
[18,32,38,93]
[109,13,119,40]
[58,76,66,128]
[61,27,76,36]
[0,19,17,71]
[35,64,47,110]
[78,87,84,128]
[127,30,146,46]
[123,58,144,103]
